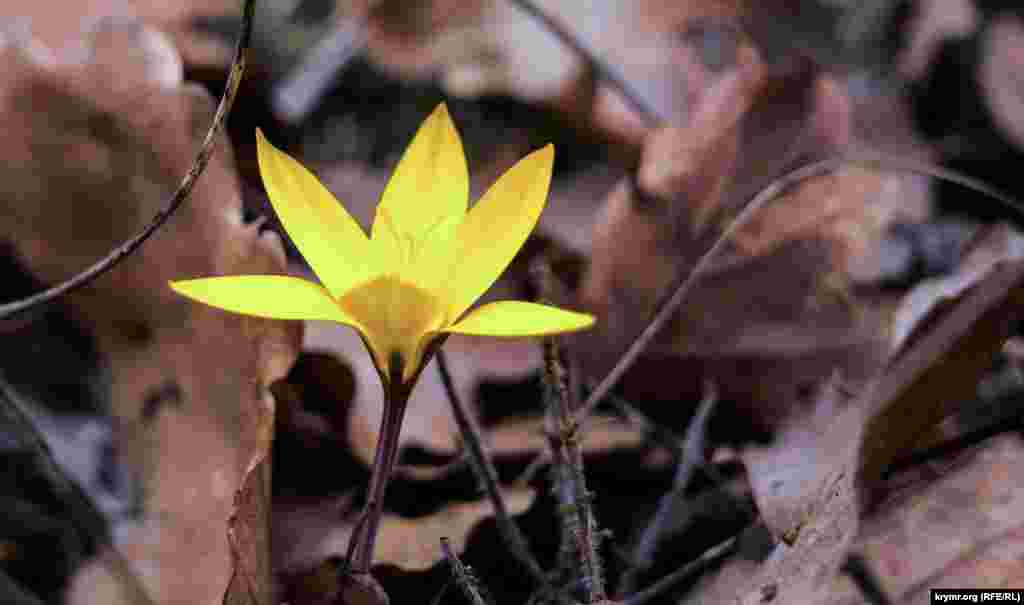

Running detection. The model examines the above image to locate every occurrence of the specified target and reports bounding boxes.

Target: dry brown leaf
[304,318,654,485]
[376,488,536,571]
[838,436,1024,604]
[898,0,978,79]
[980,14,1024,153]
[487,415,646,460]
[861,224,1024,481]
[0,0,241,70]
[274,488,536,575]
[0,25,299,605]
[304,320,541,480]
[578,41,895,431]
[696,224,1024,604]
[357,0,586,103]
[715,375,864,604]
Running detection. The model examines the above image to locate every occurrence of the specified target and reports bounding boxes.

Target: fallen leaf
[0,22,299,605]
[727,375,864,604]
[578,41,895,431]
[274,488,536,574]
[843,436,1024,603]
[861,223,1024,481]
[980,14,1024,154]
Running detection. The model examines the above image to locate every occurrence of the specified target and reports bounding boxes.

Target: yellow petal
[443,300,594,337]
[447,145,554,320]
[169,275,357,324]
[256,129,374,297]
[371,104,469,245]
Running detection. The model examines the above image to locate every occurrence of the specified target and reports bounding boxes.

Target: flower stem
[348,369,412,575]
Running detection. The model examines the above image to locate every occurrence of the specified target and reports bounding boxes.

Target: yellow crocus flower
[169,103,594,572]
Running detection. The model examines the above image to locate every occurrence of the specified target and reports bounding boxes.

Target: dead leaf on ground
[300,321,655,483]
[861,223,1024,481]
[0,23,299,605]
[0,0,240,70]
[980,14,1024,155]
[827,436,1024,605]
[274,488,536,576]
[578,40,897,431]
[723,375,864,604]
[694,223,1024,604]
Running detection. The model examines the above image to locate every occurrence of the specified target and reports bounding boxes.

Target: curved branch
[572,150,1024,429]
[0,0,256,320]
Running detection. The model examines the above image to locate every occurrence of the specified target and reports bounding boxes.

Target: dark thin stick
[881,410,1024,479]
[506,0,662,125]
[441,537,492,605]
[620,382,718,594]
[0,0,256,320]
[623,534,738,605]
[841,553,894,605]
[435,350,547,586]
[0,375,156,605]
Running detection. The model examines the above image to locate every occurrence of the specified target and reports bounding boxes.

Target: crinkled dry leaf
[700,224,1024,604]
[724,375,864,604]
[0,0,240,70]
[980,14,1024,154]
[0,25,299,605]
[831,436,1024,604]
[359,0,585,102]
[579,42,895,430]
[861,223,1024,481]
[898,0,978,79]
[275,488,536,575]
[304,321,541,480]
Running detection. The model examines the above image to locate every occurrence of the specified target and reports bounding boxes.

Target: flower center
[338,274,447,381]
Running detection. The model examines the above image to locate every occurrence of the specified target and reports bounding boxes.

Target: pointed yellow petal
[371,104,469,244]
[443,300,594,337]
[256,129,374,297]
[447,145,554,320]
[169,275,358,324]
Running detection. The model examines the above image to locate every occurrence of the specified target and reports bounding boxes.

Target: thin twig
[506,0,662,125]
[623,533,739,605]
[441,537,492,605]
[435,350,548,586]
[0,0,256,320]
[0,375,156,605]
[619,382,718,594]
